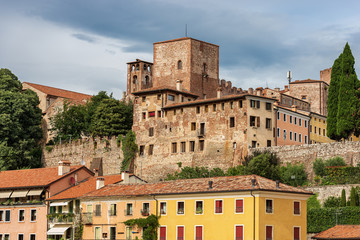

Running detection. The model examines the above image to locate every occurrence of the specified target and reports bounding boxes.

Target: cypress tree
[327,54,342,140]
[340,189,347,207]
[350,187,357,206]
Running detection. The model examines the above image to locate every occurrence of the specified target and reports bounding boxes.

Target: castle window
[147,65,151,72]
[252,141,257,148]
[149,127,154,137]
[203,63,207,72]
[230,102,233,109]
[142,96,146,102]
[149,111,155,117]
[239,100,243,108]
[196,106,200,114]
[267,140,272,147]
[143,64,147,70]
[191,122,196,131]
[190,141,195,152]
[230,117,235,128]
[168,95,175,101]
[266,118,271,129]
[181,142,186,153]
[148,145,154,155]
[145,76,149,86]
[131,65,135,71]
[157,94,161,100]
[172,142,177,153]
[222,103,225,110]
[205,105,208,113]
[158,111,162,118]
[199,140,205,151]
[250,116,256,127]
[178,60,182,70]
[136,64,139,71]
[142,112,146,120]
[133,75,138,84]
[139,146,145,156]
[213,104,217,111]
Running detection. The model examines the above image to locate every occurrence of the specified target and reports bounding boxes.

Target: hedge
[322,167,360,185]
[308,207,360,233]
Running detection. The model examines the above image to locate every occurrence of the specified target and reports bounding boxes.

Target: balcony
[141,209,150,216]
[47,213,75,224]
[81,213,93,225]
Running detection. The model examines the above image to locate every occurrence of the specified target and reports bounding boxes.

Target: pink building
[0,161,93,240]
[275,105,310,146]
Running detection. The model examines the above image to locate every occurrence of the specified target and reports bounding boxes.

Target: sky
[1,0,360,99]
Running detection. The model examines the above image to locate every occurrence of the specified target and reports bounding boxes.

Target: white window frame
[176,201,185,215]
[159,201,167,216]
[234,224,244,240]
[17,233,24,240]
[18,209,25,222]
[176,225,185,240]
[214,199,223,215]
[293,201,301,216]
[195,200,203,215]
[265,225,273,240]
[265,199,274,214]
[159,225,167,240]
[29,234,36,240]
[194,225,203,240]
[30,209,37,222]
[5,210,10,222]
[293,226,301,240]
[234,198,244,214]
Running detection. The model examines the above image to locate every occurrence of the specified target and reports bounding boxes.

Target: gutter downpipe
[152,195,159,237]
[251,190,256,240]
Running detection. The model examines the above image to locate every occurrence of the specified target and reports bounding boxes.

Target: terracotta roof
[312,225,360,239]
[82,175,312,199]
[47,175,123,201]
[290,79,329,86]
[0,166,89,189]
[23,82,92,102]
[163,94,276,109]
[132,86,199,97]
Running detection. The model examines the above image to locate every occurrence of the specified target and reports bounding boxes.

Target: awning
[27,189,43,196]
[11,190,29,198]
[0,191,13,198]
[50,201,69,207]
[47,226,70,235]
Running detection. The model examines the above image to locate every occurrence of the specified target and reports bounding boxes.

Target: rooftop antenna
[287,71,292,84]
[185,24,187,37]
[266,80,269,89]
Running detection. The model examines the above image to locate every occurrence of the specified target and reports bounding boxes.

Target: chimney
[276,180,280,189]
[58,160,71,176]
[292,105,298,112]
[248,88,254,94]
[96,177,105,189]
[176,80,182,91]
[284,85,289,91]
[122,91,127,100]
[274,88,280,92]
[121,171,130,184]
[217,88,222,99]
[251,178,256,188]
[208,180,213,189]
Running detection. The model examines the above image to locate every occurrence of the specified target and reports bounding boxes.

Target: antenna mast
[287,70,292,84]
[185,24,187,37]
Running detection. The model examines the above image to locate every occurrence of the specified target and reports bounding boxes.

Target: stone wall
[43,136,123,176]
[251,141,360,179]
[304,184,360,204]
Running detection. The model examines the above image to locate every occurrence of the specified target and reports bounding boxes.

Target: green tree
[350,187,357,206]
[325,156,346,167]
[327,43,360,140]
[313,158,326,177]
[121,131,138,171]
[307,193,321,210]
[280,163,307,187]
[341,189,347,207]
[245,153,281,180]
[0,69,43,170]
[323,196,340,208]
[91,99,133,137]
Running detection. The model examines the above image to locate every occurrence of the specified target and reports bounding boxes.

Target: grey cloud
[72,33,97,43]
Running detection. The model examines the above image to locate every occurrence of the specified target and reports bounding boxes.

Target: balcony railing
[141,209,149,216]
[47,213,75,224]
[81,212,93,225]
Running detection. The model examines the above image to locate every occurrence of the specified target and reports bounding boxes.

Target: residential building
[80,175,312,240]
[22,82,92,142]
[309,113,334,144]
[46,172,144,239]
[0,161,93,240]
[312,225,360,240]
[275,105,310,146]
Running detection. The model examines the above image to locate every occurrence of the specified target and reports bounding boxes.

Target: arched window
[178,60,182,70]
[133,75,137,84]
[145,76,149,85]
[136,64,139,71]
[143,64,147,71]
[147,66,151,72]
[131,65,135,71]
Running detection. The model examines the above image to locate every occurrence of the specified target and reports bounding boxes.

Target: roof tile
[312,225,360,239]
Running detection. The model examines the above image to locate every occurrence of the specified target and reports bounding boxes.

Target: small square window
[149,127,154,137]
[18,234,24,240]
[195,201,203,214]
[189,141,195,152]
[30,209,37,221]
[148,145,154,155]
[230,117,235,128]
[160,202,167,215]
[215,200,223,213]
[294,201,300,215]
[266,102,271,110]
[191,122,196,131]
[139,145,145,156]
[30,234,36,240]
[18,210,24,222]
[172,142,177,153]
[168,95,175,101]
[181,142,186,153]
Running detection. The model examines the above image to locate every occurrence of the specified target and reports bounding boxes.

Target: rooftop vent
[96,177,105,190]
[251,178,256,188]
[208,181,213,189]
[276,180,280,189]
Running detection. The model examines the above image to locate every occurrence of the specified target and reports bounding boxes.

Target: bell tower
[126,59,153,95]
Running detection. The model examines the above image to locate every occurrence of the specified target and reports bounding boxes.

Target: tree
[121,131,138,172]
[0,69,43,170]
[245,153,281,180]
[350,187,357,206]
[307,193,321,210]
[91,99,133,137]
[327,43,360,140]
[313,158,326,177]
[280,163,307,187]
[340,189,347,207]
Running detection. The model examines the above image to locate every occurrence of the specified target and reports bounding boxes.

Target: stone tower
[152,37,219,99]
[126,59,153,95]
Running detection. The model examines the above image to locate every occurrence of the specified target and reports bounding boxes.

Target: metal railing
[81,212,93,224]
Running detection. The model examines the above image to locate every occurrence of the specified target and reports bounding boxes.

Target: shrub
[322,167,360,185]
[323,196,340,208]
[280,163,307,187]
[326,157,346,167]
[307,194,321,210]
[350,187,358,206]
[341,189,347,207]
[313,158,326,177]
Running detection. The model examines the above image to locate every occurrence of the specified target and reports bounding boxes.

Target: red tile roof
[312,225,360,239]
[82,175,312,199]
[23,82,92,103]
[47,175,123,201]
[0,166,89,189]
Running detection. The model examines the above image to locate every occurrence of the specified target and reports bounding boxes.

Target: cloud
[72,33,97,43]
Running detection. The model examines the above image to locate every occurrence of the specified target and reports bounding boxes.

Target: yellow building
[80,175,312,240]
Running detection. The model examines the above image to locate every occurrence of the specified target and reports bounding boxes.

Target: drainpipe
[152,195,159,237]
[251,190,256,240]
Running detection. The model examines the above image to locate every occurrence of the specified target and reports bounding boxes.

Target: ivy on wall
[124,214,160,240]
